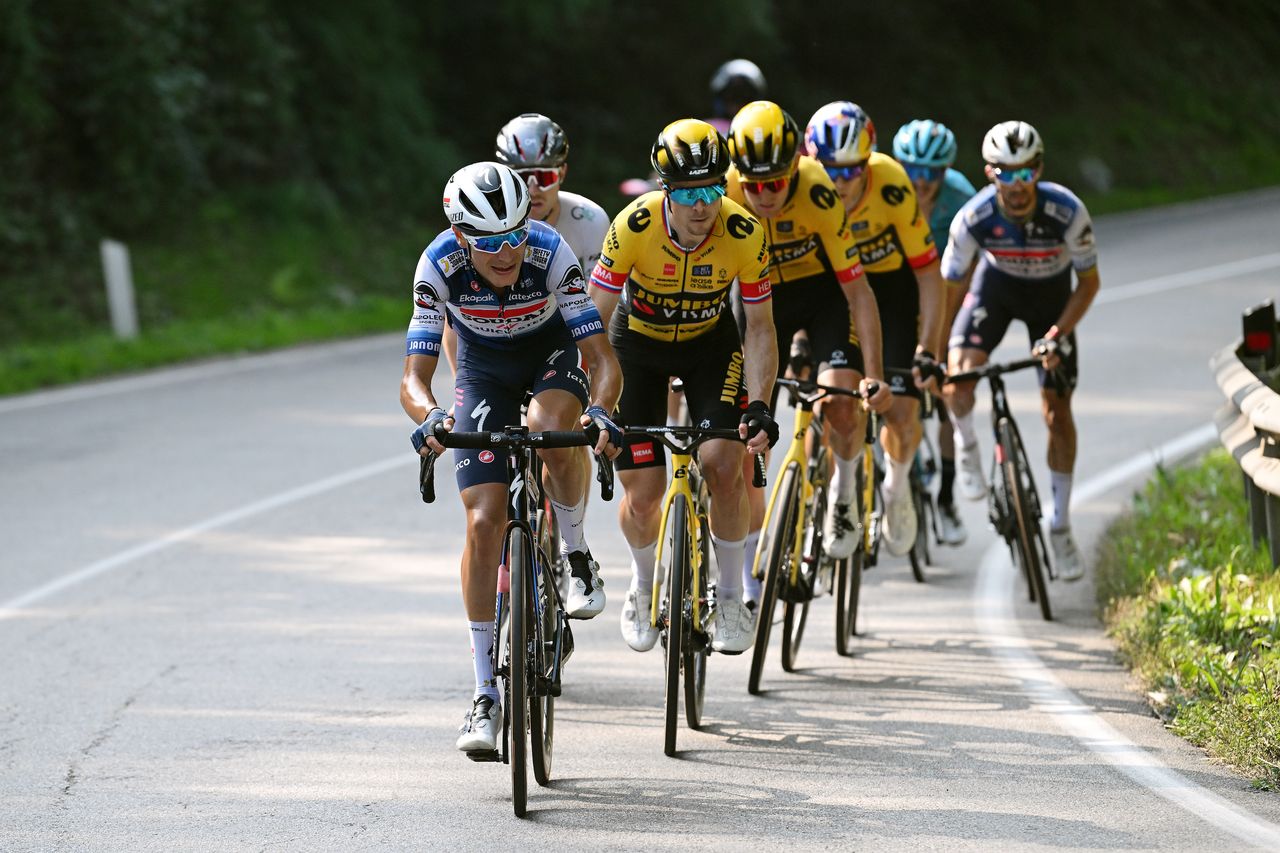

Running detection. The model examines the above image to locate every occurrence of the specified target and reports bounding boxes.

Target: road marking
[0,336,398,415]
[1096,252,1280,306]
[0,454,412,620]
[975,423,1280,847]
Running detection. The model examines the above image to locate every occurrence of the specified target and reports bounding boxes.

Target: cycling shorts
[451,325,591,491]
[611,311,747,471]
[949,260,1079,391]
[735,275,865,382]
[867,265,922,399]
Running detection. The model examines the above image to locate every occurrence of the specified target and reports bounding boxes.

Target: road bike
[419,425,613,816]
[946,357,1056,620]
[622,424,764,756]
[748,377,872,691]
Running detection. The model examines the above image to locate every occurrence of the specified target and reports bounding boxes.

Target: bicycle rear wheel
[684,513,710,729]
[999,418,1052,620]
[506,527,530,817]
[663,494,689,756]
[835,549,861,655]
[528,545,558,786]
[748,463,800,695]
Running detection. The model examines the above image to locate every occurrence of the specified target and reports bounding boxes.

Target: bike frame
[755,396,819,589]
[651,447,709,635]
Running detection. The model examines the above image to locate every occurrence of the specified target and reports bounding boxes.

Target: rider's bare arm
[741,296,779,407]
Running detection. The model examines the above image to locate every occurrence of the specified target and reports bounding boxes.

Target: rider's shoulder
[958,185,999,226]
[422,229,469,279]
[793,157,842,218]
[942,167,978,198]
[557,190,608,225]
[719,196,764,242]
[1035,181,1089,222]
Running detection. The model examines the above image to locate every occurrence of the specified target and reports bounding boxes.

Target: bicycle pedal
[465,748,500,763]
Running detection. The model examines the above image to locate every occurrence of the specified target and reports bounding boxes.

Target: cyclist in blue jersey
[941,122,1101,581]
[400,162,623,754]
[892,119,977,546]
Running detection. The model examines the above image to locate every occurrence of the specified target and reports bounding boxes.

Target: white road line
[0,454,412,620]
[1095,252,1280,306]
[974,423,1280,848]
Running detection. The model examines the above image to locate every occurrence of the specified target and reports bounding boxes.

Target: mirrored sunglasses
[464,226,530,254]
[822,160,869,181]
[903,164,945,183]
[517,167,562,189]
[992,165,1039,184]
[743,175,790,194]
[665,182,727,206]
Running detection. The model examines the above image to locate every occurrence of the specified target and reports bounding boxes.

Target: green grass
[1097,449,1280,789]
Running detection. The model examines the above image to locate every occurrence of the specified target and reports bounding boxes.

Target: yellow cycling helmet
[727,100,800,179]
[650,118,730,183]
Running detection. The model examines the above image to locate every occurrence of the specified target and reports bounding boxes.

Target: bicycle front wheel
[684,512,710,729]
[782,468,821,672]
[506,527,530,816]
[663,494,689,756]
[907,478,930,583]
[749,463,800,695]
[999,418,1051,620]
[528,545,558,786]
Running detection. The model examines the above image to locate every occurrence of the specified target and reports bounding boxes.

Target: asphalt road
[4,188,1280,851]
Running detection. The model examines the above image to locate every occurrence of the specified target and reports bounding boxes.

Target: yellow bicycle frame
[861,411,880,553]
[650,449,708,633]
[752,405,817,588]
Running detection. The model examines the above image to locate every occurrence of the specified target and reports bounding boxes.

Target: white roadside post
[99,238,139,340]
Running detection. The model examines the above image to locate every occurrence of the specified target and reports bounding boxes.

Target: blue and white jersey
[405,220,605,356]
[928,168,977,256]
[941,181,1098,281]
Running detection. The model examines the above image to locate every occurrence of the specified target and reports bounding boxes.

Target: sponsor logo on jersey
[967,202,994,225]
[560,266,586,294]
[570,319,603,337]
[413,282,440,309]
[776,220,794,233]
[543,369,556,379]
[470,281,481,291]
[692,264,712,276]
[698,418,711,429]
[455,458,471,471]
[606,226,621,252]
[773,235,819,265]
[458,293,489,303]
[856,229,904,266]
[846,246,859,259]
[570,205,596,221]
[660,244,681,260]
[850,220,870,232]
[598,255,614,268]
[526,247,552,269]
[630,441,655,464]
[663,263,677,276]
[436,250,466,276]
[881,184,907,206]
[479,450,495,464]
[1044,200,1072,224]
[406,339,438,354]
[992,225,1005,237]
[726,213,755,238]
[627,208,652,233]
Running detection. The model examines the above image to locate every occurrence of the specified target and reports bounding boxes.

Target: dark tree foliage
[1,0,1278,272]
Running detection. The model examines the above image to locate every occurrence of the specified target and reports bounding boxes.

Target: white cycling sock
[551,495,587,553]
[883,453,912,502]
[952,409,979,450]
[742,529,762,600]
[468,621,499,700]
[1050,470,1073,531]
[830,450,859,502]
[713,534,746,599]
[629,539,657,591]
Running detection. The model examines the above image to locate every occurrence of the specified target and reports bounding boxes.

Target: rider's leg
[459,482,508,700]
[880,395,922,501]
[528,388,589,550]
[740,449,766,601]
[817,365,865,559]
[1043,387,1077,529]
[701,438,750,599]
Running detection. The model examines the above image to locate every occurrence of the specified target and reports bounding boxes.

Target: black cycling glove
[912,350,945,384]
[741,400,780,448]
[410,407,449,453]
[583,404,624,450]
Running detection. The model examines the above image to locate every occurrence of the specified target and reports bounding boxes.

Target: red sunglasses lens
[746,177,788,193]
[519,168,560,188]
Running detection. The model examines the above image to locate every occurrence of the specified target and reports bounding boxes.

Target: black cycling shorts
[610,311,747,470]
[867,265,922,399]
[949,260,1078,391]
[451,325,591,490]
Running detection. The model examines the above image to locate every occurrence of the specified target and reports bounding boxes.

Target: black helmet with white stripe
[442,162,530,235]
[495,113,569,168]
[982,120,1044,166]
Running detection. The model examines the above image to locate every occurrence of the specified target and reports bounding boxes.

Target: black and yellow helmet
[650,118,731,183]
[728,100,801,179]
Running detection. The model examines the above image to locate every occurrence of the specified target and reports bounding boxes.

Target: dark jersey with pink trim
[405,220,605,356]
[941,181,1098,281]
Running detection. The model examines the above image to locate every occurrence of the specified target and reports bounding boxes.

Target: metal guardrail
[1211,299,1280,566]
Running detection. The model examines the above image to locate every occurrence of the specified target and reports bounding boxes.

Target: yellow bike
[748,378,872,693]
[624,424,764,755]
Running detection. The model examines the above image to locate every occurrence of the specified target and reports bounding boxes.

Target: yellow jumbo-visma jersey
[589,191,771,343]
[846,151,939,275]
[726,156,864,288]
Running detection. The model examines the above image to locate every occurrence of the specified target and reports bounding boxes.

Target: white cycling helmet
[982,120,1044,166]
[442,161,530,235]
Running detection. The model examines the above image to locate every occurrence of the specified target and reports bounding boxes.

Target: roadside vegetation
[1097,449,1280,789]
[3,1,1278,395]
